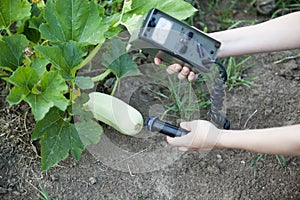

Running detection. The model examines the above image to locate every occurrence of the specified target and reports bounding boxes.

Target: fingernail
[188,72,197,82]
[154,57,161,64]
[175,64,182,71]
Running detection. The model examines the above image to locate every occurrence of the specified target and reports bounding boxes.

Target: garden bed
[1,1,300,199]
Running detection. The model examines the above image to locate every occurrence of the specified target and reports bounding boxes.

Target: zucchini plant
[0,0,197,170]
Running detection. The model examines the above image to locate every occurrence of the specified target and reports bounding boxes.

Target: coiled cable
[209,61,230,129]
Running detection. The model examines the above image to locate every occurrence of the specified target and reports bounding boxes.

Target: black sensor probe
[145,117,189,137]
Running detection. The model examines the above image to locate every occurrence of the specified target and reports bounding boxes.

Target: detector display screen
[151,17,173,45]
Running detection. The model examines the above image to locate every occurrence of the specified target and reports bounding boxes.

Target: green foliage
[38,181,52,200]
[118,0,197,34]
[35,41,87,78]
[0,0,31,29]
[7,67,69,121]
[32,108,85,169]
[271,0,300,18]
[250,154,288,176]
[40,0,109,44]
[0,35,30,71]
[223,56,255,91]
[0,0,196,170]
[101,38,140,78]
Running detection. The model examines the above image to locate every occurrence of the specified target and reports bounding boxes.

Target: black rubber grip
[145,117,189,137]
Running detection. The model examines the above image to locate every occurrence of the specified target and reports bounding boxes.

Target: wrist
[215,129,231,150]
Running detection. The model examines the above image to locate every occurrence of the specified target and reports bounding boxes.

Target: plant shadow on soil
[1,4,300,200]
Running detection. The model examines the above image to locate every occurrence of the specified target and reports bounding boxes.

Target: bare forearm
[217,124,300,156]
[210,12,300,58]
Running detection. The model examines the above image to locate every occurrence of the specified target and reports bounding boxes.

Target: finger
[177,66,190,80]
[187,71,197,82]
[167,64,182,74]
[180,121,191,131]
[154,57,162,65]
[166,135,187,147]
[166,128,195,148]
[166,136,173,144]
[178,147,188,152]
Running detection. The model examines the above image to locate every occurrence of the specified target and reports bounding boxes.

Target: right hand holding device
[154,57,198,82]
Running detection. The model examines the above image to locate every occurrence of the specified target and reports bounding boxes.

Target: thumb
[180,121,192,131]
[166,136,185,147]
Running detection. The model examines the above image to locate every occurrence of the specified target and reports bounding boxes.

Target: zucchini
[84,92,143,136]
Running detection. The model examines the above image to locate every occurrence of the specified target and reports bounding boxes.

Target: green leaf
[72,93,94,122]
[32,108,85,170]
[7,66,39,105]
[30,58,49,77]
[29,16,44,30]
[25,71,69,121]
[32,107,102,170]
[120,0,197,34]
[23,20,41,43]
[0,35,29,71]
[31,107,61,140]
[75,120,102,147]
[7,67,68,121]
[34,41,87,78]
[31,2,41,17]
[39,0,109,45]
[72,94,102,146]
[103,14,123,39]
[0,0,31,28]
[101,38,140,78]
[75,76,94,89]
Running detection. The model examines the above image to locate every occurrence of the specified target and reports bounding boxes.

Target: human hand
[154,57,198,82]
[166,120,221,152]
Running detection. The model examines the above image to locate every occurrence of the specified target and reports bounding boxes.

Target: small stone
[0,187,7,195]
[13,191,20,196]
[50,174,58,181]
[216,154,222,159]
[89,177,97,185]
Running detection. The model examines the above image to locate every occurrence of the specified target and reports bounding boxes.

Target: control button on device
[197,43,204,58]
[179,45,188,54]
[187,31,194,39]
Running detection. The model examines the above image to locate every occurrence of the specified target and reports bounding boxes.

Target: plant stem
[5,28,12,36]
[110,77,119,96]
[79,43,103,69]
[68,80,76,108]
[91,69,112,82]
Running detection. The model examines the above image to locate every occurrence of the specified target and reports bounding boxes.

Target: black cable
[208,60,230,130]
[214,60,228,83]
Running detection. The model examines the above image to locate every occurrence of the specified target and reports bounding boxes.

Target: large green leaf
[7,66,69,121]
[25,71,69,121]
[0,35,29,71]
[32,108,84,170]
[32,107,102,170]
[0,0,31,28]
[101,38,140,78]
[120,0,197,34]
[75,120,102,147]
[34,41,87,78]
[30,57,49,77]
[39,0,109,45]
[7,66,39,105]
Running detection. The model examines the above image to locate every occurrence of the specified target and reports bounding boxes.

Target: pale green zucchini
[84,92,143,136]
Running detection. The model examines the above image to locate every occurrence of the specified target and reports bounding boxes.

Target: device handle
[145,117,189,137]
